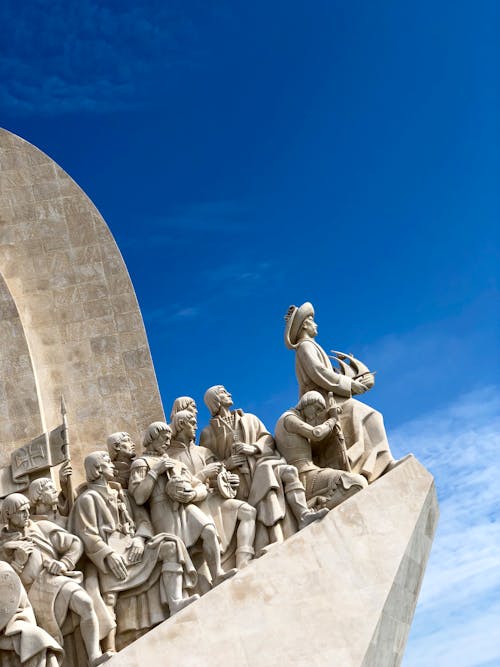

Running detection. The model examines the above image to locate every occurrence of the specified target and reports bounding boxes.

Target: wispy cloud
[119,201,252,251]
[0,2,214,115]
[396,387,500,667]
[143,259,275,327]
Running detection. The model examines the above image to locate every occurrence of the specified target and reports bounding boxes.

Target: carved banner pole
[60,395,74,511]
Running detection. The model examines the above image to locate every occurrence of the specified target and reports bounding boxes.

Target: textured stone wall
[0,128,164,480]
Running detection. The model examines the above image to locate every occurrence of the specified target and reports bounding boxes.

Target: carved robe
[199,411,297,537]
[68,481,196,638]
[167,440,246,554]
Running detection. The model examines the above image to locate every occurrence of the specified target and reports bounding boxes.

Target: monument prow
[108,455,438,667]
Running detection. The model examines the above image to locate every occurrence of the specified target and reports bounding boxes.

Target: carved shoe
[298,507,329,530]
[213,568,237,587]
[89,651,115,667]
[170,593,200,614]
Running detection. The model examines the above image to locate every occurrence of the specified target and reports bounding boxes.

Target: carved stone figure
[284,302,397,482]
[27,479,66,528]
[68,452,198,653]
[275,391,368,509]
[129,423,236,587]
[169,397,197,422]
[106,433,137,490]
[168,409,256,570]
[199,386,328,551]
[0,494,108,667]
[0,561,63,667]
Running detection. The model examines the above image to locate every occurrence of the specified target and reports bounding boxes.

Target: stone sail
[0,128,164,481]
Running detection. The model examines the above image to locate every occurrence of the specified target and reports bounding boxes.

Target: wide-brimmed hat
[284,302,314,349]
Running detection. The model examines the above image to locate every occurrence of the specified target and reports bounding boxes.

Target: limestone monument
[0,128,438,667]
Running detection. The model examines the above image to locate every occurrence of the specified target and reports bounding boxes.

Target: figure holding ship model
[284,302,399,483]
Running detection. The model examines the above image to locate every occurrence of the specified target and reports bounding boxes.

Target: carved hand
[226,454,247,469]
[107,552,128,580]
[227,473,240,487]
[59,460,73,484]
[153,458,176,475]
[351,380,368,395]
[12,540,33,565]
[46,559,68,575]
[234,443,257,456]
[166,477,197,503]
[127,537,145,564]
[201,462,223,480]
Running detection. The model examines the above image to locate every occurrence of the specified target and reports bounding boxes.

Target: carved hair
[106,432,130,459]
[171,409,195,439]
[297,391,326,411]
[204,385,225,416]
[170,396,196,422]
[1,493,30,524]
[27,477,53,508]
[143,422,171,449]
[84,451,109,482]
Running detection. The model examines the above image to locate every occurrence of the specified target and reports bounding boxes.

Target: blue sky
[1,1,498,663]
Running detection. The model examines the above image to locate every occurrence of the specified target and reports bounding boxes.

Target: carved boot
[286,487,329,530]
[162,562,200,614]
[213,568,238,587]
[235,546,255,569]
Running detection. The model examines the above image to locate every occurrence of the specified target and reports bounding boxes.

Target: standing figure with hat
[284,302,398,483]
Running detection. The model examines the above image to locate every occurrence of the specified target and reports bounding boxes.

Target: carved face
[302,401,325,425]
[151,429,171,455]
[99,453,116,481]
[9,503,30,529]
[39,480,59,507]
[217,387,233,408]
[301,316,318,338]
[116,434,136,461]
[182,415,197,441]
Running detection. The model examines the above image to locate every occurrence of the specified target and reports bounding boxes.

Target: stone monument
[0,129,437,667]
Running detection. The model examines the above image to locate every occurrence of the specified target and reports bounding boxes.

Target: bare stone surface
[107,455,438,667]
[0,128,164,482]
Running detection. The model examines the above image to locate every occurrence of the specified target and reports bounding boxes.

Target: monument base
[108,454,438,667]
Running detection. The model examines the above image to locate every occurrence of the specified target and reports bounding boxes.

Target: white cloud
[395,387,500,667]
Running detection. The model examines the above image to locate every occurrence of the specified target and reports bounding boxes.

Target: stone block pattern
[109,455,438,667]
[0,128,164,480]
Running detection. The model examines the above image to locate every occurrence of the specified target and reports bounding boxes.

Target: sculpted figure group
[0,303,399,667]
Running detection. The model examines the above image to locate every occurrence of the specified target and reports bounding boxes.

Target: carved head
[170,396,197,422]
[106,432,136,462]
[1,493,30,529]
[297,391,327,424]
[143,422,172,454]
[27,477,58,512]
[204,385,233,416]
[171,409,197,441]
[284,302,316,348]
[84,451,115,482]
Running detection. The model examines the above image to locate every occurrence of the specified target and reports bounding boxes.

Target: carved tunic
[275,410,344,499]
[128,455,214,548]
[295,339,394,482]
[167,440,247,553]
[200,411,293,528]
[0,520,83,645]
